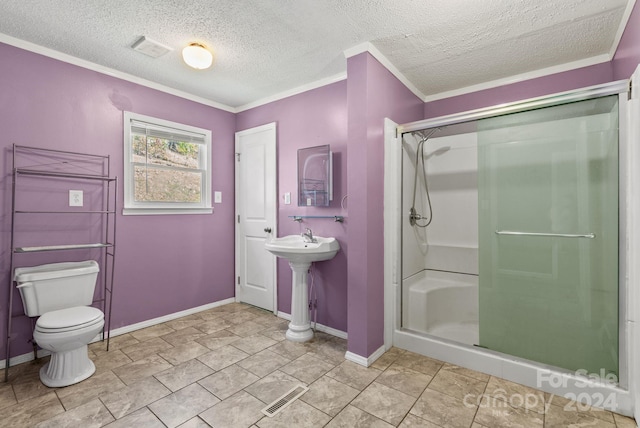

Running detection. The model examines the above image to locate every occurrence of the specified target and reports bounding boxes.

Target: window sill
[122,207,213,216]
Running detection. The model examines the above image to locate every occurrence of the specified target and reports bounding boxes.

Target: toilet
[14,260,104,388]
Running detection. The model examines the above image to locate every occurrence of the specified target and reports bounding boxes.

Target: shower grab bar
[495,230,595,239]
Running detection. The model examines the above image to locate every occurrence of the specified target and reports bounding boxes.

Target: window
[123,112,212,215]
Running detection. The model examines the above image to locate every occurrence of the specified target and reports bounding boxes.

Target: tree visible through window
[124,112,212,214]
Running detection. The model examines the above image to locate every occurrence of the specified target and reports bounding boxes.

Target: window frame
[123,111,213,215]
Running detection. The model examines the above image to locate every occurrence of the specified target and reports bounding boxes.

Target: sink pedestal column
[286,261,314,342]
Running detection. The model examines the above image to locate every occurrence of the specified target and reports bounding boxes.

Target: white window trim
[123,111,213,215]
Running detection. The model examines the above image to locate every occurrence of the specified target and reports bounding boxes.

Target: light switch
[284,192,291,205]
[69,190,83,207]
[214,191,222,203]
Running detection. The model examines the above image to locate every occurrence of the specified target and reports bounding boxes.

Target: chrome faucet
[302,227,317,243]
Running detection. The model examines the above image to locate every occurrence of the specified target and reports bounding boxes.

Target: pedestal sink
[265,234,340,342]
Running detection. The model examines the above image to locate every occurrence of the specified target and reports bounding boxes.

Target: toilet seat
[36,306,104,333]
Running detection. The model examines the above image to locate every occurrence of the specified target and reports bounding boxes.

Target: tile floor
[0,302,636,427]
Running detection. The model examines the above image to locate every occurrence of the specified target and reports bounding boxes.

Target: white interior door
[235,123,277,312]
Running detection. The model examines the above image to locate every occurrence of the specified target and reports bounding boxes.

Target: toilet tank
[14,261,100,317]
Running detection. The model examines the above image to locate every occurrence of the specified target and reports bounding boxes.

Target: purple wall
[2,1,638,363]
[424,62,614,119]
[346,53,423,357]
[236,82,349,332]
[613,0,640,80]
[0,42,236,357]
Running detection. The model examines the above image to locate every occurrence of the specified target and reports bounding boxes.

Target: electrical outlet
[69,190,83,207]
[214,191,222,203]
[284,192,291,205]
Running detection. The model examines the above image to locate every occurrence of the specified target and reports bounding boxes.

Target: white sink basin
[265,235,339,263]
[264,234,340,342]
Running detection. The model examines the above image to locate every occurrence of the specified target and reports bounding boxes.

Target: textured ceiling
[0,0,633,109]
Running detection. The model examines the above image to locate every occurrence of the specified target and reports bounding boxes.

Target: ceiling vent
[131,36,173,58]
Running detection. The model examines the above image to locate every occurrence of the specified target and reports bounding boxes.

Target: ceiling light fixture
[182,43,213,70]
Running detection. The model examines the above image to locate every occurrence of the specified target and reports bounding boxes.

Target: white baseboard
[1,349,52,369]
[276,311,348,340]
[105,298,236,339]
[2,300,353,370]
[0,297,236,369]
[345,344,386,367]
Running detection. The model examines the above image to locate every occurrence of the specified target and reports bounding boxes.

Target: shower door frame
[384,79,637,416]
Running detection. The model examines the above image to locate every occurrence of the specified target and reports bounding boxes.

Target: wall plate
[69,190,83,207]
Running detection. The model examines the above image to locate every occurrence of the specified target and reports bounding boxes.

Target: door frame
[383,118,401,352]
[234,122,278,314]
[628,64,640,422]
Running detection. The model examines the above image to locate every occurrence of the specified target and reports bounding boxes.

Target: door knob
[264,227,272,233]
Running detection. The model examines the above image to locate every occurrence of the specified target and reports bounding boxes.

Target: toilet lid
[36,306,104,331]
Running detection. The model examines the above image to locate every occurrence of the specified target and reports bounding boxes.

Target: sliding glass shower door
[478,96,619,376]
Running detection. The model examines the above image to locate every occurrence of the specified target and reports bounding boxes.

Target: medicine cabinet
[298,144,332,207]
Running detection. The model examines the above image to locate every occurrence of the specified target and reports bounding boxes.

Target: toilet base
[39,344,96,388]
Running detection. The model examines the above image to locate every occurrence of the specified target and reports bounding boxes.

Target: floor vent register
[261,385,309,417]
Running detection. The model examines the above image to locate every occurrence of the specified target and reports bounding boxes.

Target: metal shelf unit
[5,145,118,382]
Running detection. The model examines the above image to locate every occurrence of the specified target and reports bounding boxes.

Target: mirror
[298,144,332,207]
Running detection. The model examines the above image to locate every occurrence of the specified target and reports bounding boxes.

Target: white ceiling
[0,0,634,110]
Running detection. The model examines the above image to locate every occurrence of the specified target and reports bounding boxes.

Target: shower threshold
[423,321,478,346]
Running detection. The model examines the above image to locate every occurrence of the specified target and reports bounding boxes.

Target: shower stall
[385,81,635,414]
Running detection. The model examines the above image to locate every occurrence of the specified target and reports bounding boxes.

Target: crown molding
[344,42,426,102]
[235,72,347,112]
[609,0,638,58]
[0,32,236,113]
[423,54,612,103]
